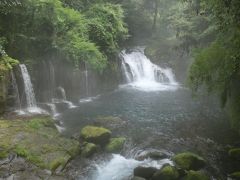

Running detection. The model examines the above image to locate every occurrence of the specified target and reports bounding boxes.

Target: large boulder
[183,170,210,180]
[80,126,111,145]
[229,148,240,160]
[172,152,206,171]
[134,166,157,179]
[152,165,179,180]
[105,137,126,153]
[81,143,97,158]
[0,117,80,172]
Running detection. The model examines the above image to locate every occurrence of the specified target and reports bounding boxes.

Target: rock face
[0,116,80,173]
[229,148,240,160]
[134,166,157,179]
[183,170,210,180]
[80,126,111,145]
[172,152,206,171]
[136,149,170,161]
[105,137,126,153]
[81,142,97,157]
[152,165,179,180]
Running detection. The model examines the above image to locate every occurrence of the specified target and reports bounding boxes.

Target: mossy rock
[229,171,240,179]
[81,142,97,157]
[152,165,179,180]
[183,170,210,180]
[173,152,206,171]
[229,148,240,160]
[105,137,126,153]
[0,116,80,172]
[80,126,111,145]
[134,166,158,179]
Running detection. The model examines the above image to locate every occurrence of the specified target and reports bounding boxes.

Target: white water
[47,103,59,118]
[56,87,77,108]
[85,62,89,96]
[92,154,173,180]
[120,48,178,91]
[19,64,37,107]
[10,70,21,109]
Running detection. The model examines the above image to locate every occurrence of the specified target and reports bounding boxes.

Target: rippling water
[59,86,231,179]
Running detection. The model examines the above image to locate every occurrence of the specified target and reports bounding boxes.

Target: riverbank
[0,115,80,179]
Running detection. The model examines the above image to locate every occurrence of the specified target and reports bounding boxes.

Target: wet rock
[134,166,157,179]
[80,126,111,145]
[131,176,146,180]
[93,116,127,131]
[81,142,98,157]
[152,165,179,180]
[183,170,210,180]
[229,171,240,179]
[172,152,206,171]
[0,117,80,172]
[136,149,169,161]
[229,148,240,160]
[105,137,126,153]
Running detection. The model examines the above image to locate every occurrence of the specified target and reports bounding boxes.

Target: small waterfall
[19,64,37,107]
[120,48,178,91]
[47,103,59,118]
[49,61,56,98]
[58,86,67,101]
[84,63,89,96]
[56,86,76,108]
[10,70,21,109]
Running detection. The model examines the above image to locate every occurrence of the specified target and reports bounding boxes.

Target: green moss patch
[183,170,210,180]
[0,116,79,171]
[173,152,206,171]
[81,126,111,145]
[105,137,126,153]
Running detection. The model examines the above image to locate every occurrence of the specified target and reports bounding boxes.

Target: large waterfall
[120,48,178,91]
[19,64,37,108]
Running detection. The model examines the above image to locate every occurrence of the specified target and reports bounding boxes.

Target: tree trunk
[152,0,159,32]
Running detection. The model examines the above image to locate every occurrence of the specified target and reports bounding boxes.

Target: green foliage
[0,0,128,71]
[86,3,128,56]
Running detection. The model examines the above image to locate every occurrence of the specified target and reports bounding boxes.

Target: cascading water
[18,64,46,114]
[19,64,37,108]
[120,48,178,91]
[55,86,76,108]
[85,62,89,96]
[10,70,21,109]
[91,154,173,180]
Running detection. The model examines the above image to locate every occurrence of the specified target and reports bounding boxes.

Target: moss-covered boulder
[183,170,210,180]
[229,171,240,179]
[152,165,179,180]
[81,142,97,157]
[80,126,111,145]
[134,166,157,179]
[105,137,126,153]
[173,152,206,171]
[229,148,240,160]
[0,116,80,172]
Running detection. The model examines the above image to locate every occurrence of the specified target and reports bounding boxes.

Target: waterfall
[85,63,89,96]
[10,70,21,109]
[46,103,59,118]
[58,86,67,101]
[49,61,56,98]
[19,64,37,107]
[120,48,178,91]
